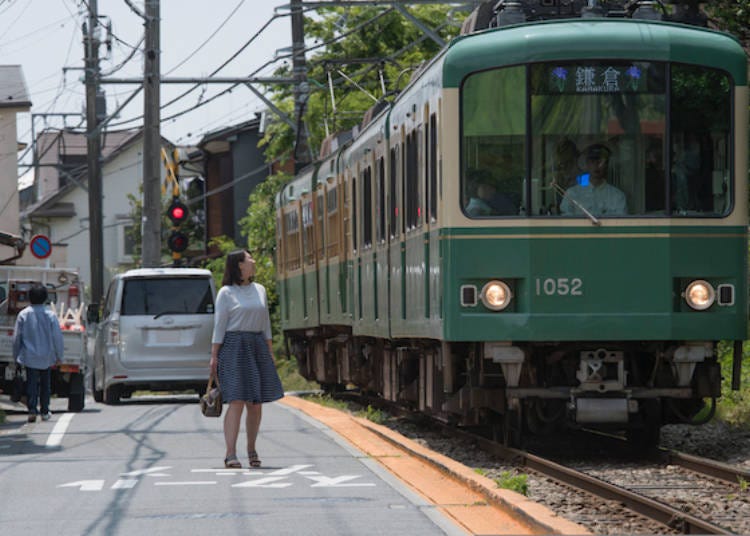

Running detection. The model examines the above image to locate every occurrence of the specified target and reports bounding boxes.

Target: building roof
[199,115,261,154]
[23,130,172,219]
[0,65,31,109]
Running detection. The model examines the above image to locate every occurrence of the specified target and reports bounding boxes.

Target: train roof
[444,19,747,87]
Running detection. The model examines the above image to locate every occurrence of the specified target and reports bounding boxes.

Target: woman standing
[210,249,284,468]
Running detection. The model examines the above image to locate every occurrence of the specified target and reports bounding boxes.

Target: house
[0,65,31,257]
[197,115,292,252]
[21,128,171,292]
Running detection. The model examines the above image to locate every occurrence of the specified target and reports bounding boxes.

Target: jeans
[26,367,51,415]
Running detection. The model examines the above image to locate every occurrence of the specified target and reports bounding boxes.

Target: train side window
[284,209,300,271]
[302,200,315,266]
[363,166,373,248]
[316,191,325,260]
[389,146,399,239]
[429,113,438,222]
[352,175,358,252]
[377,157,386,243]
[326,187,339,257]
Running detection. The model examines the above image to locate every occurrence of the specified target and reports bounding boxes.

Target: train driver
[560,143,627,217]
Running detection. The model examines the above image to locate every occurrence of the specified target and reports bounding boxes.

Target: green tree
[260,5,465,162]
[705,1,750,49]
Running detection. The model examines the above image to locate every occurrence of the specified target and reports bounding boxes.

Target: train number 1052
[535,277,583,296]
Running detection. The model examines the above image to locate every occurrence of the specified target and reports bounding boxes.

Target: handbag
[199,374,223,417]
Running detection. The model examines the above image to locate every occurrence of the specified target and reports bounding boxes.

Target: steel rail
[334,392,734,535]
[660,449,750,485]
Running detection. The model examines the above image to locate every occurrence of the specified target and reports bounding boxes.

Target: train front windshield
[461,61,732,218]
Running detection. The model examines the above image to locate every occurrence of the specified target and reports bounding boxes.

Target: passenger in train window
[466,171,496,216]
[466,170,518,217]
[560,143,627,217]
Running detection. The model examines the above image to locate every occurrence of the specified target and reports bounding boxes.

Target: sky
[0,0,294,186]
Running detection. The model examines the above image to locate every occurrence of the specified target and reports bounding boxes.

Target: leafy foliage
[260,5,465,162]
[705,1,750,48]
[717,340,750,427]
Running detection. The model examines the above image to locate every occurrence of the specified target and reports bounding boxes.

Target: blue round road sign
[30,234,52,259]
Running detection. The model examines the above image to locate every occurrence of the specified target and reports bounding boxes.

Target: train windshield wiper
[548,181,601,226]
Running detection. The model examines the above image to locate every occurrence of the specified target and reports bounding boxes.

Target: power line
[164,0,246,75]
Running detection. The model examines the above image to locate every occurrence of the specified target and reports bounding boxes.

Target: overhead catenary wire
[164,0,246,75]
[107,5,392,131]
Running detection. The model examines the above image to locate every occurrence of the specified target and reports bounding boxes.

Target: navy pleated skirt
[217,331,284,404]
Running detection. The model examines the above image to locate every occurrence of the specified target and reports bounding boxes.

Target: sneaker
[27,414,37,423]
[41,412,52,421]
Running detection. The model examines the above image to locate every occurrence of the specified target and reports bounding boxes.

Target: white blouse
[211,282,272,344]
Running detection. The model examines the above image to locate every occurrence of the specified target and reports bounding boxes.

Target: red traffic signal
[167,230,189,253]
[167,198,189,225]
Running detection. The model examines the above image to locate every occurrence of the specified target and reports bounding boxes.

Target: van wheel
[104,384,121,405]
[92,371,104,403]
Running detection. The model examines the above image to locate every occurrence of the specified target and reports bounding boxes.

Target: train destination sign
[534,62,660,94]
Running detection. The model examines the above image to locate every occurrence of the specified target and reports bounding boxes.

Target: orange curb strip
[280,395,590,536]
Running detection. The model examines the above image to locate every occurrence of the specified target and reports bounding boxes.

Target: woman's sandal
[248,451,261,468]
[224,455,242,469]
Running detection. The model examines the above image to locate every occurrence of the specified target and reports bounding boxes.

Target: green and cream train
[276,3,748,445]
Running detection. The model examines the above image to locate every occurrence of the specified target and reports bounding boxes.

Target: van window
[121,277,214,316]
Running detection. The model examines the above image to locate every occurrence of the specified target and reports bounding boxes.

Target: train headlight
[480,280,512,311]
[685,280,715,311]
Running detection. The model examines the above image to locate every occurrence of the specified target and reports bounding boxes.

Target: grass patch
[716,341,750,428]
[277,356,319,392]
[494,470,528,496]
[356,405,386,424]
[474,467,487,476]
[304,394,350,412]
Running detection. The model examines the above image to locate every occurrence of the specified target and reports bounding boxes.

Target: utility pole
[142,0,161,267]
[290,0,312,171]
[84,0,104,305]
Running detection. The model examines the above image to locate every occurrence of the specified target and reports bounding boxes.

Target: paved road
[0,395,464,535]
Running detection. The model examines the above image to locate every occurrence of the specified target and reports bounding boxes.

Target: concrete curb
[353,416,591,536]
[282,394,590,535]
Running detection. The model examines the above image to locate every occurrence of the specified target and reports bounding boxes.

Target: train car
[277,0,748,446]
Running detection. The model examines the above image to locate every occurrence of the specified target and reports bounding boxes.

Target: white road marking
[191,468,254,474]
[308,475,375,487]
[57,480,104,491]
[121,466,171,476]
[111,479,138,489]
[46,413,74,447]
[232,476,292,488]
[267,464,312,475]
[155,481,217,486]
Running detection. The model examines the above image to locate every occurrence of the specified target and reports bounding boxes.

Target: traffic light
[167,231,189,253]
[167,198,189,226]
[166,197,189,259]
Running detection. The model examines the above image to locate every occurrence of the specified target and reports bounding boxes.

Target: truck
[0,265,88,412]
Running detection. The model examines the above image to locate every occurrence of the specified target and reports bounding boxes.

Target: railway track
[331,392,749,534]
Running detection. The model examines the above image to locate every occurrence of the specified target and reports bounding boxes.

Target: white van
[90,268,216,404]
